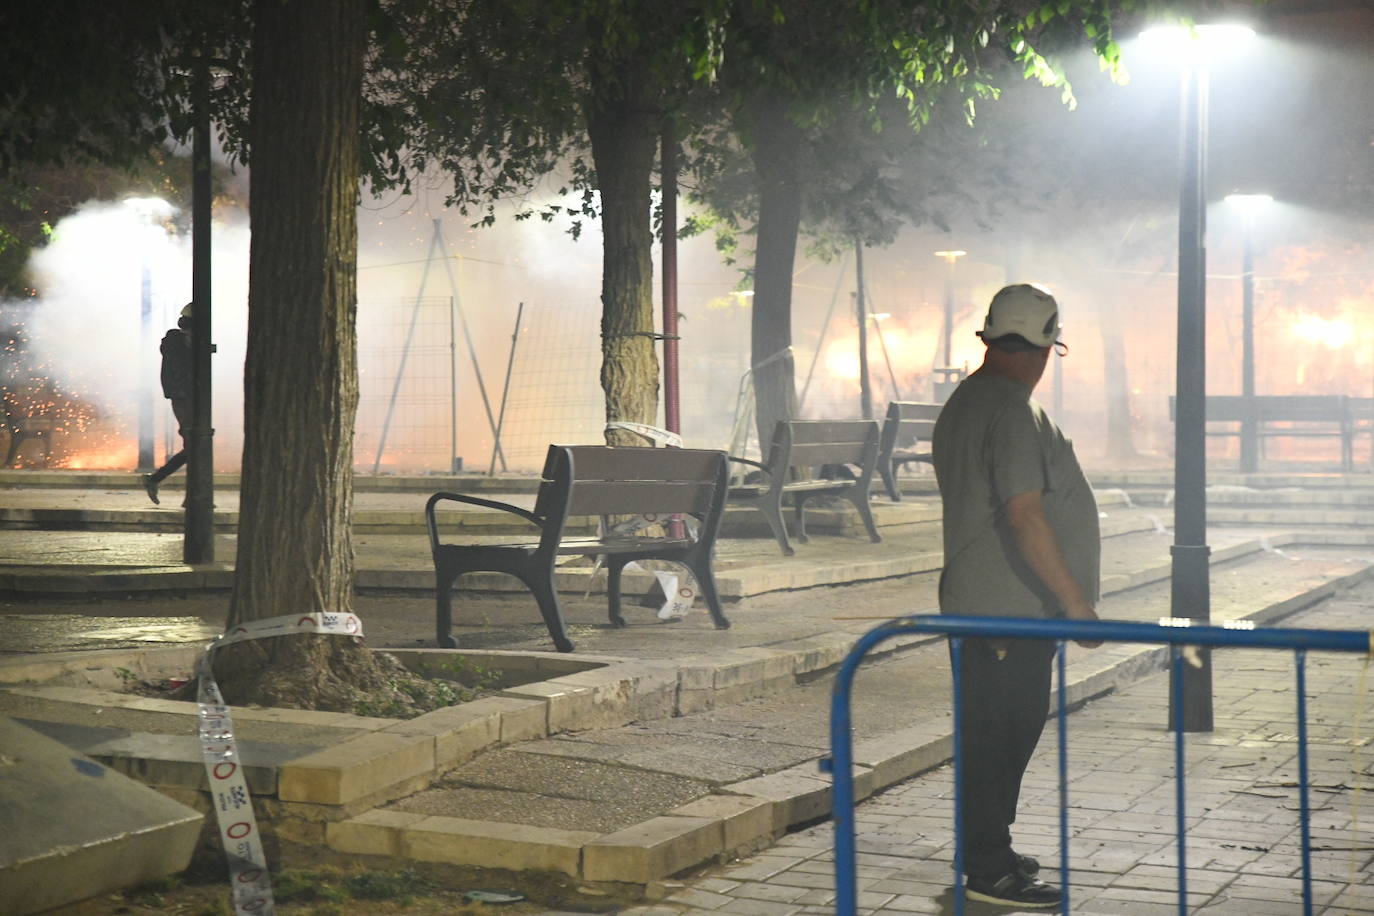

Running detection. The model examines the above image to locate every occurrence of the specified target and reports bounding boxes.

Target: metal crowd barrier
[825,614,1371,915]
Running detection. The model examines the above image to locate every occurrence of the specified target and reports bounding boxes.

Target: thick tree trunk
[215,0,386,709]
[1099,297,1139,462]
[587,87,660,447]
[748,91,803,446]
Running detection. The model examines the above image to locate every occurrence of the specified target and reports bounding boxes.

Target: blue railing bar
[828,615,1369,916]
[830,620,903,916]
[1296,649,1314,915]
[1171,646,1189,916]
[867,614,1371,654]
[1056,641,1072,912]
[951,637,966,916]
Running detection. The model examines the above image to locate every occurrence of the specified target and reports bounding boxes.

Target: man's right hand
[1066,601,1102,648]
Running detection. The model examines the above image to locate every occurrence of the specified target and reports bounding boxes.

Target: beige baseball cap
[977,283,1062,348]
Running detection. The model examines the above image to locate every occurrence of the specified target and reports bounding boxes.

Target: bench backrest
[880,401,940,452]
[1169,394,1351,423]
[534,445,730,538]
[765,419,881,478]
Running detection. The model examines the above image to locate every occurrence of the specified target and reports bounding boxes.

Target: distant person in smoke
[932,284,1101,909]
[142,304,193,505]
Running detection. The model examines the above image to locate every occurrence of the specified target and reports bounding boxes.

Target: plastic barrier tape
[197,612,364,916]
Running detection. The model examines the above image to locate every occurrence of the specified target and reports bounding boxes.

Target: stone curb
[0,515,1160,598]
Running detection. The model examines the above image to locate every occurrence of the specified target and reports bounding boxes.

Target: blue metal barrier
[826,615,1371,915]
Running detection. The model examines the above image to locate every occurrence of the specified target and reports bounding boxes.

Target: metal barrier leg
[1171,645,1189,916]
[951,636,966,916]
[1295,649,1314,915]
[1056,640,1071,911]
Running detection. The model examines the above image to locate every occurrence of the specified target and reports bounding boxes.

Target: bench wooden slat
[789,441,871,467]
[786,420,880,445]
[567,479,715,517]
[563,444,724,481]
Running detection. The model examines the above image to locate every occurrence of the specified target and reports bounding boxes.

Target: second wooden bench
[728,419,882,556]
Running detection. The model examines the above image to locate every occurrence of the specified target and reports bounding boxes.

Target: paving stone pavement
[617,595,1374,915]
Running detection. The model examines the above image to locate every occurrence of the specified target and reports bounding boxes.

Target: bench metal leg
[606,558,628,628]
[688,556,731,630]
[756,497,795,556]
[792,495,811,544]
[434,570,460,649]
[849,491,882,544]
[527,570,576,653]
[880,460,902,502]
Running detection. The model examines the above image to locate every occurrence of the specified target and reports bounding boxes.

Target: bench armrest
[727,456,770,474]
[425,491,542,554]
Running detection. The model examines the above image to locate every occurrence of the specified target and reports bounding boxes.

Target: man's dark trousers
[149,397,191,484]
[951,635,1056,880]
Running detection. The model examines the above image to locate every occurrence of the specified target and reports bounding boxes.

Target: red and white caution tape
[197,612,364,916]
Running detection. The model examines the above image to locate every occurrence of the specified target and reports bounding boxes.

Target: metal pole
[450,294,459,473]
[864,283,902,401]
[184,61,215,564]
[661,125,681,439]
[1169,63,1214,732]
[371,225,440,475]
[1240,216,1258,473]
[942,256,955,367]
[488,303,523,476]
[436,228,507,470]
[137,264,155,471]
[855,240,872,421]
[799,255,848,410]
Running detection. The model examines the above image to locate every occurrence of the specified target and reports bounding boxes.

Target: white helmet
[978,283,1061,349]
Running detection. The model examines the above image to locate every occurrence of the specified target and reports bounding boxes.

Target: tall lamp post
[1140,22,1255,732]
[933,249,966,402]
[123,196,170,472]
[1224,193,1272,475]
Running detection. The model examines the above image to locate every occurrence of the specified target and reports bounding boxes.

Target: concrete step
[0,470,542,494]
[0,502,1156,599]
[0,715,203,916]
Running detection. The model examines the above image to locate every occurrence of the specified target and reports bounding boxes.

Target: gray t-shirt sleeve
[989,402,1046,504]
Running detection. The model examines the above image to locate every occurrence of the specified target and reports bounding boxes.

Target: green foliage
[344,868,429,901]
[0,150,203,297]
[683,0,1153,256]
[254,867,431,908]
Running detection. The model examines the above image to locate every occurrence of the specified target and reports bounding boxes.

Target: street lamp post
[123,196,172,473]
[1141,22,1255,733]
[933,249,966,402]
[1225,193,1272,474]
[855,240,872,420]
[184,62,216,564]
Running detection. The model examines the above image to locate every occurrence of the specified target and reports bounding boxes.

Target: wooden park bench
[1170,394,1356,470]
[425,444,731,653]
[728,419,881,556]
[876,401,940,501]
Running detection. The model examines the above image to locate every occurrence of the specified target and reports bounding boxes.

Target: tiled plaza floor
[621,596,1374,915]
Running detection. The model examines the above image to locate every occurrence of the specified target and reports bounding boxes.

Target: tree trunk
[1099,294,1139,462]
[587,84,660,447]
[215,0,387,709]
[748,91,803,446]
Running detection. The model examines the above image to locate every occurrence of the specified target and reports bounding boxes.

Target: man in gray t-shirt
[932,283,1101,909]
